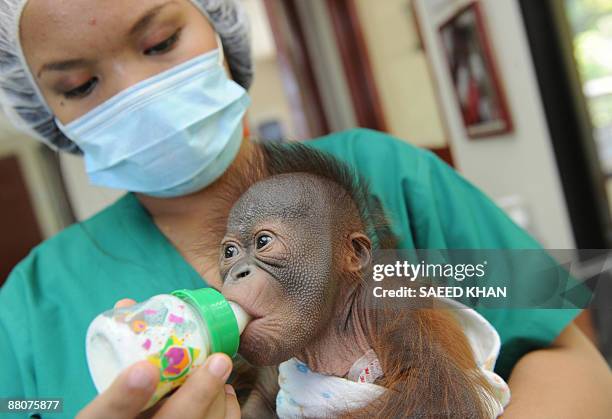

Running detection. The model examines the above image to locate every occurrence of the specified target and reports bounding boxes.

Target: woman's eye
[224,245,239,259]
[64,78,98,99]
[256,235,273,250]
[144,30,182,56]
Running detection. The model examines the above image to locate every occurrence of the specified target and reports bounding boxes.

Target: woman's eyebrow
[37,58,93,78]
[128,0,177,37]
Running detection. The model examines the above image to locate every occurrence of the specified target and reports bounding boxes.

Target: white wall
[59,154,124,220]
[414,0,575,248]
[248,57,297,139]
[0,115,71,237]
[243,0,298,138]
[354,0,447,148]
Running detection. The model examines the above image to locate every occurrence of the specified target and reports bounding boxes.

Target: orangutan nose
[229,262,253,282]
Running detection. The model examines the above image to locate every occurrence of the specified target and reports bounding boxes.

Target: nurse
[0,0,610,418]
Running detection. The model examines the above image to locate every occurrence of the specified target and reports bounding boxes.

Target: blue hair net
[0,0,253,153]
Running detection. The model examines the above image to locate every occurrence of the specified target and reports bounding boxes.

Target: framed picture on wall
[439,2,513,138]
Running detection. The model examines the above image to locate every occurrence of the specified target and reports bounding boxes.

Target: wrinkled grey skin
[220,173,343,366]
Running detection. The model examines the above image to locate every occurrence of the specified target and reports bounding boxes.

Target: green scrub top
[0,128,580,418]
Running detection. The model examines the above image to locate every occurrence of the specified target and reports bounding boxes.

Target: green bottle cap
[171,288,240,358]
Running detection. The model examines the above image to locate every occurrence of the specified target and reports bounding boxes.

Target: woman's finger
[76,361,159,419]
[224,385,241,419]
[114,298,137,309]
[153,353,233,419]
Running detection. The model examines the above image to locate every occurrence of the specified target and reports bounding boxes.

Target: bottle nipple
[228,301,251,334]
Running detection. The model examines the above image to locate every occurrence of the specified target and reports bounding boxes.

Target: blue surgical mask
[56,44,250,197]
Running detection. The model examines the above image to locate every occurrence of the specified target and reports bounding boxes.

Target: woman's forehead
[20,0,185,58]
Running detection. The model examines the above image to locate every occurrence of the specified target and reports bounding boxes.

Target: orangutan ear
[344,232,372,274]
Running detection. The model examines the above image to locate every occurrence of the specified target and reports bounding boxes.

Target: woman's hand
[76,299,241,419]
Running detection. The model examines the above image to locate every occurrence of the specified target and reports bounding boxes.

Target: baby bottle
[85,288,250,408]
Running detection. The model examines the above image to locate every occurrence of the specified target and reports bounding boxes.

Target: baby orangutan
[219,144,498,418]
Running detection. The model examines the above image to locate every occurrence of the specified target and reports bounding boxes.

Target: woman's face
[20,0,218,125]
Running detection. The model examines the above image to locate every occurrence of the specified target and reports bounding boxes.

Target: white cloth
[276,300,510,418]
[277,358,386,418]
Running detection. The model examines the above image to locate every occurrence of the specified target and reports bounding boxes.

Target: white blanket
[276,301,510,418]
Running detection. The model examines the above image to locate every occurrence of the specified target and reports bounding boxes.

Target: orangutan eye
[224,244,239,259]
[256,234,273,250]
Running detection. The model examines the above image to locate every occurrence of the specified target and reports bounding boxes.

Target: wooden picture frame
[439,2,513,138]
